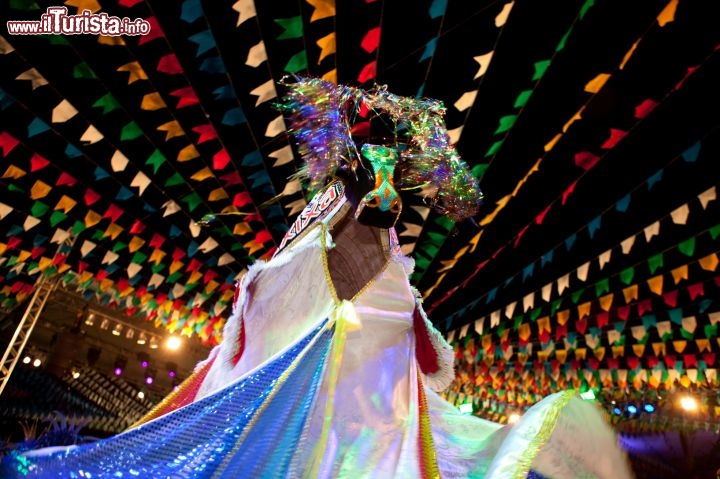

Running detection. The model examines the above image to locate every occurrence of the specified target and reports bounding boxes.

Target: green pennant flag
[164,172,185,187]
[434,215,454,232]
[555,27,573,52]
[514,90,533,108]
[40,34,69,45]
[146,149,167,175]
[275,16,304,40]
[91,230,105,242]
[709,224,720,240]
[532,60,551,81]
[472,163,489,179]
[620,267,634,285]
[93,93,121,114]
[550,298,563,316]
[284,51,308,73]
[151,263,166,274]
[677,237,696,257]
[49,210,67,227]
[181,192,203,212]
[11,0,41,11]
[167,271,183,283]
[484,140,503,157]
[570,288,585,304]
[595,278,610,297]
[30,201,49,218]
[705,324,718,338]
[73,63,97,80]
[121,121,143,141]
[648,253,664,274]
[494,115,517,135]
[71,220,86,235]
[111,241,127,253]
[530,307,543,321]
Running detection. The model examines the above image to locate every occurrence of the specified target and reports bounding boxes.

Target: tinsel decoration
[278,76,483,222]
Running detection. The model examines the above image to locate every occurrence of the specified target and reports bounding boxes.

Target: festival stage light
[508,413,521,424]
[643,404,655,413]
[613,407,622,416]
[679,396,698,412]
[626,404,638,415]
[165,336,182,351]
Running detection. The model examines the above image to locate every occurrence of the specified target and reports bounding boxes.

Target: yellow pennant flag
[652,342,666,357]
[555,349,567,364]
[632,344,645,357]
[575,348,587,361]
[537,316,551,333]
[544,133,562,152]
[177,144,200,162]
[187,270,203,284]
[84,210,102,227]
[468,230,483,253]
[316,32,336,63]
[479,194,511,226]
[141,92,167,111]
[518,323,531,342]
[619,40,639,70]
[672,340,687,353]
[55,195,77,213]
[622,284,638,303]
[30,180,52,199]
[117,62,148,84]
[671,264,688,284]
[594,347,606,361]
[157,121,185,141]
[699,253,719,271]
[612,345,625,358]
[556,309,570,326]
[647,275,664,295]
[562,106,584,133]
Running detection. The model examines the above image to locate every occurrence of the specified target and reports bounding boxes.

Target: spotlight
[100,318,110,330]
[508,413,521,424]
[112,323,123,336]
[136,332,147,345]
[165,336,182,351]
[613,407,622,416]
[84,312,95,326]
[22,356,31,364]
[679,396,698,412]
[149,336,159,349]
[114,356,127,376]
[626,405,638,415]
[145,369,155,385]
[125,328,135,340]
[137,391,145,399]
[643,404,655,413]
[32,358,42,368]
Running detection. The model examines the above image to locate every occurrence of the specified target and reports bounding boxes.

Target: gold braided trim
[417,371,441,479]
[511,390,576,479]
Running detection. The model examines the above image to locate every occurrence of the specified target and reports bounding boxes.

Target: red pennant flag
[360,27,381,53]
[138,16,163,45]
[626,357,640,370]
[129,220,145,234]
[674,66,698,91]
[192,125,219,144]
[587,358,599,370]
[575,318,588,334]
[574,151,600,171]
[357,61,377,84]
[219,171,243,187]
[103,204,124,223]
[254,230,273,244]
[52,253,67,266]
[232,191,253,208]
[513,224,530,248]
[646,355,659,369]
[118,0,143,6]
[117,278,131,292]
[6,237,22,250]
[203,270,218,284]
[157,54,183,75]
[555,323,567,341]
[538,330,550,344]
[596,312,609,329]
[186,258,203,272]
[561,180,578,205]
[57,172,77,187]
[601,128,627,149]
[0,131,20,157]
[634,99,658,119]
[687,282,704,300]
[535,204,552,225]
[702,352,716,366]
[95,269,109,281]
[213,148,231,171]
[607,357,619,370]
[30,154,50,172]
[172,247,186,261]
[85,188,101,206]
[149,233,166,249]
[30,246,46,259]
[663,290,678,307]
[617,305,631,321]
[664,354,676,369]
[683,353,698,368]
[77,261,89,273]
[170,87,200,108]
[636,298,652,316]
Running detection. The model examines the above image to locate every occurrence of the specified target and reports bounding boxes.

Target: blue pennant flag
[189,30,216,57]
[181,0,203,23]
[28,117,51,137]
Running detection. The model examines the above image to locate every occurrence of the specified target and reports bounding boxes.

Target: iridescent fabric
[6,183,634,479]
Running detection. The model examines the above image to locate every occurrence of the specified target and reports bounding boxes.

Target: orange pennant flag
[208,188,229,201]
[149,248,166,265]
[104,223,123,240]
[577,302,592,319]
[55,195,77,213]
[141,92,167,111]
[30,180,52,199]
[84,210,102,227]
[117,61,148,84]
[2,165,26,179]
[157,121,185,141]
[598,293,613,312]
[128,236,145,253]
[556,309,570,326]
[647,275,664,295]
[652,342,666,357]
[555,349,567,364]
[632,344,645,357]
[699,253,719,271]
[622,284,638,303]
[234,222,253,236]
[671,265,688,284]
[594,347,606,361]
[672,340,687,353]
[177,144,200,162]
[316,32,336,63]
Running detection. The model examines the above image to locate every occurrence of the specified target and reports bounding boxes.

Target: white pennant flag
[52,99,78,123]
[446,330,456,343]
[670,204,689,224]
[171,283,186,299]
[474,317,485,335]
[459,323,469,338]
[621,235,635,254]
[189,219,201,238]
[198,237,219,253]
[523,292,534,312]
[218,253,236,266]
[490,310,501,327]
[233,0,256,26]
[598,249,612,269]
[607,329,621,345]
[698,186,716,209]
[631,325,646,341]
[576,261,590,281]
[80,125,103,144]
[709,311,720,325]
[656,321,671,337]
[265,115,286,137]
[24,215,41,231]
[127,263,142,278]
[102,250,119,265]
[557,273,570,295]
[643,221,660,242]
[269,145,294,167]
[0,35,15,54]
[505,301,516,318]
[473,51,494,79]
[111,150,129,172]
[454,90,478,112]
[400,222,423,238]
[285,199,307,216]
[50,228,70,244]
[250,79,277,106]
[162,200,181,217]
[410,205,431,220]
[681,316,697,334]
[80,240,97,257]
[0,202,12,220]
[447,126,463,145]
[131,171,151,196]
[495,2,515,26]
[246,41,267,67]
[541,283,552,302]
[280,178,302,197]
